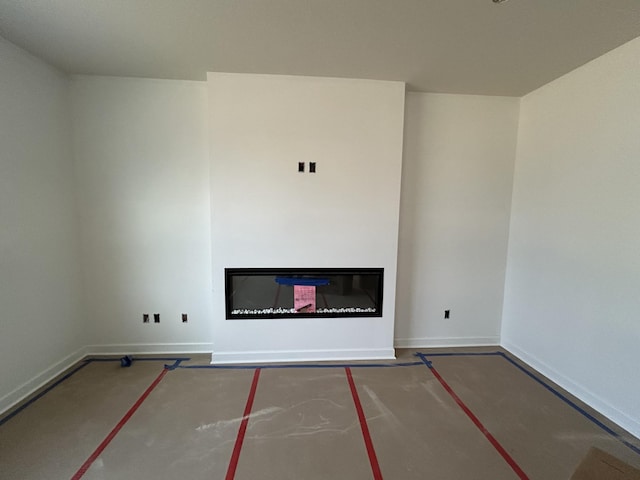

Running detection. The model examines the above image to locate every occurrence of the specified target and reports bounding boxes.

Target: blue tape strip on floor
[494,352,640,456]
[419,351,502,357]
[87,357,191,363]
[415,352,433,368]
[0,361,91,427]
[179,361,424,370]
[164,359,186,370]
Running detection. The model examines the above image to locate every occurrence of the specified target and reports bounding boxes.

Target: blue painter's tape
[414,352,433,368]
[87,357,191,363]
[178,361,424,370]
[120,355,133,367]
[164,359,185,371]
[0,361,91,427]
[275,276,330,286]
[496,352,640,456]
[416,351,502,357]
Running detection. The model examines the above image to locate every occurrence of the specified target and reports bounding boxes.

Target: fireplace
[209,73,403,362]
[225,268,383,319]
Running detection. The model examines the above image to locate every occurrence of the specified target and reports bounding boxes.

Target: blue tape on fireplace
[275,276,330,286]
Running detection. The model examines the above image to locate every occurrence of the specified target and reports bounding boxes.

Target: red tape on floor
[225,368,261,480]
[71,367,169,480]
[428,365,529,480]
[346,367,383,480]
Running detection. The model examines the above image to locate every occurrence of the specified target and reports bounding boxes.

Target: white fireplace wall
[208,73,405,363]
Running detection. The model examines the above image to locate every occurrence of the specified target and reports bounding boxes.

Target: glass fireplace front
[225,268,383,319]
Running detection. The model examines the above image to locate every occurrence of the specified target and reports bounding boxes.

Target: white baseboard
[85,343,213,356]
[502,341,640,440]
[0,346,88,416]
[394,336,500,349]
[211,348,396,365]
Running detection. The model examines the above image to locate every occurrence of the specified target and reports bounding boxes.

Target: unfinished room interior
[1,1,639,479]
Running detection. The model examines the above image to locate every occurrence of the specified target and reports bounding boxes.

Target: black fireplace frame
[225,267,384,319]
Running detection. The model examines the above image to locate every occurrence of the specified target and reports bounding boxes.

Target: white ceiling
[1,0,640,96]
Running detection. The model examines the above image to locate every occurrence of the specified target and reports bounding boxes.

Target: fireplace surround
[208,73,403,363]
[225,268,383,319]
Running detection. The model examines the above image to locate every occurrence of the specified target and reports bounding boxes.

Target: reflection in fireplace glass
[225,268,383,319]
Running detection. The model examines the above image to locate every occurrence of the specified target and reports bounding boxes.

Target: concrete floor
[0,348,639,479]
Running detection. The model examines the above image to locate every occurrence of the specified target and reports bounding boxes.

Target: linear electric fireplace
[225,268,383,319]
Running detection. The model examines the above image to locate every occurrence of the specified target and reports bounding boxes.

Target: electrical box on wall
[297,162,317,173]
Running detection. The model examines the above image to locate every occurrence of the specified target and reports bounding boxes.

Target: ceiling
[1,1,640,96]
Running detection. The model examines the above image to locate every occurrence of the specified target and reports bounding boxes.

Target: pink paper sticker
[294,285,316,313]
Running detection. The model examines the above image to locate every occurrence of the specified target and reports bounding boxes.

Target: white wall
[0,38,84,411]
[502,37,640,437]
[208,73,405,362]
[71,76,213,353]
[395,93,519,347]
[4,28,638,439]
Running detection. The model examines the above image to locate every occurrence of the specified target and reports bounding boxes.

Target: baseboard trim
[394,336,500,348]
[0,346,88,416]
[502,341,640,439]
[211,348,396,365]
[85,343,214,356]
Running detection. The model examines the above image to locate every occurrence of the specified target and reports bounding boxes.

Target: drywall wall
[71,76,213,353]
[395,93,519,347]
[208,73,405,362]
[0,38,84,411]
[502,37,640,437]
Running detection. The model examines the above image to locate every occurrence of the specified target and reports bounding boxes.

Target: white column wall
[208,73,405,363]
